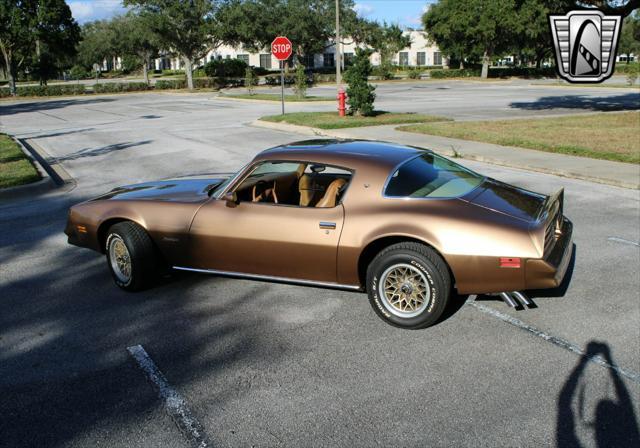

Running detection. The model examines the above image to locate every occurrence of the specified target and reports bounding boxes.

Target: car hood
[94,175,231,203]
[463,179,547,222]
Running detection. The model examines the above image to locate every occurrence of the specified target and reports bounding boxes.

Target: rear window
[385,153,484,198]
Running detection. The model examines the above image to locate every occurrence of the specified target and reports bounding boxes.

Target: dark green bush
[313,73,336,83]
[155,79,187,89]
[0,88,11,98]
[204,59,248,78]
[344,48,376,116]
[407,68,422,79]
[253,66,272,76]
[614,62,639,74]
[16,84,86,96]
[69,65,91,80]
[264,74,296,85]
[372,62,394,80]
[429,68,481,78]
[92,82,150,93]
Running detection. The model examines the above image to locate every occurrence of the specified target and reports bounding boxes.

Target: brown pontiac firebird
[66,140,573,328]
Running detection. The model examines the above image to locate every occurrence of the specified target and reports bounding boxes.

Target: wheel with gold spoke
[366,242,451,329]
[105,221,158,292]
[379,263,430,318]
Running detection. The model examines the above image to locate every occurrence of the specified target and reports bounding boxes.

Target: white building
[154,30,444,71]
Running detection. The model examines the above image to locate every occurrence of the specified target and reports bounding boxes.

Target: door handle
[319,222,336,230]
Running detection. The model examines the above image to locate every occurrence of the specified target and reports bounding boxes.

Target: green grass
[261,111,452,129]
[398,111,640,164]
[0,134,40,188]
[223,93,332,102]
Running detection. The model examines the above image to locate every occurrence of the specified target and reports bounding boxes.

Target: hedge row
[92,82,151,93]
[615,63,640,74]
[9,84,87,96]
[429,67,556,79]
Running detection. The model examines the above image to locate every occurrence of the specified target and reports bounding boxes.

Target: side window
[233,161,352,208]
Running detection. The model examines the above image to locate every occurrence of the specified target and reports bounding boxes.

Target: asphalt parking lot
[1,81,639,447]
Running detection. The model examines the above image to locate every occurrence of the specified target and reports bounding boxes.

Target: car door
[186,161,349,284]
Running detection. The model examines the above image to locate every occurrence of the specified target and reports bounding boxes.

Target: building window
[298,54,314,68]
[433,52,442,66]
[225,55,231,60]
[417,52,426,66]
[399,52,409,66]
[237,54,250,64]
[260,54,272,69]
[323,53,335,67]
[344,52,354,66]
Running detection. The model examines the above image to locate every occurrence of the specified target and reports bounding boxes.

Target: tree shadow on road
[55,140,153,162]
[556,341,640,447]
[510,93,640,112]
[0,97,116,116]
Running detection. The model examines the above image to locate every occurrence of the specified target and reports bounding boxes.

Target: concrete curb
[250,119,639,190]
[0,138,76,201]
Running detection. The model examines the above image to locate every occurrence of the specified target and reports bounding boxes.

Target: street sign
[271,36,293,115]
[271,36,293,61]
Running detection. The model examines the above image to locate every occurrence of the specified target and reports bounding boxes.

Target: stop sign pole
[271,36,293,115]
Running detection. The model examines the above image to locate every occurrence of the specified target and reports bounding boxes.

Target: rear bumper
[526,217,573,289]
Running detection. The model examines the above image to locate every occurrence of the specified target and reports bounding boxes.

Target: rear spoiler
[537,188,564,222]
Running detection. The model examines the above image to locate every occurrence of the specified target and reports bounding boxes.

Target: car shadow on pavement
[556,341,640,447]
[510,93,640,112]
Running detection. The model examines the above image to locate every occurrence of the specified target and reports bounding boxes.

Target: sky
[67,0,434,28]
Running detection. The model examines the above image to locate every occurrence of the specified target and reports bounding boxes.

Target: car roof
[255,139,428,171]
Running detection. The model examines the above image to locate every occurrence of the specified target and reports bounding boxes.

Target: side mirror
[223,191,239,207]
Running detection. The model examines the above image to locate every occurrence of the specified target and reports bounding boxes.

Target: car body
[65,140,573,328]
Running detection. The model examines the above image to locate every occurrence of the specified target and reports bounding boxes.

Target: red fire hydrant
[337,88,347,117]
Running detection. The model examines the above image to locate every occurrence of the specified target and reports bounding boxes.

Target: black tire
[105,221,158,292]
[366,242,451,329]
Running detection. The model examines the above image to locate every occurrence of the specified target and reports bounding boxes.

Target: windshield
[385,153,484,199]
[210,164,248,198]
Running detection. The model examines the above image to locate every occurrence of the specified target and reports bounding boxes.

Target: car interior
[234,161,352,208]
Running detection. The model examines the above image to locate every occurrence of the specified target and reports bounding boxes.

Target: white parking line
[468,300,640,385]
[127,345,210,448]
[607,236,640,247]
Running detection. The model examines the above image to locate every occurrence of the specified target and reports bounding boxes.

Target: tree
[125,0,221,89]
[619,14,640,62]
[423,0,521,78]
[343,48,375,116]
[117,14,161,84]
[216,0,358,61]
[0,0,79,94]
[366,22,411,69]
[76,20,120,71]
[578,0,639,17]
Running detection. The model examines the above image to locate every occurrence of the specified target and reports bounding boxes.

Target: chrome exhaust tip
[499,292,519,308]
[512,291,534,308]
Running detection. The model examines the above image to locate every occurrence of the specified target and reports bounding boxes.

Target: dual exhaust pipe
[498,291,536,309]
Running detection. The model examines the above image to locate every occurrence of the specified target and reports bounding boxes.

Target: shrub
[344,48,376,116]
[15,84,86,96]
[407,68,422,79]
[155,79,187,89]
[69,65,91,80]
[615,62,640,74]
[92,82,150,93]
[293,64,308,99]
[204,59,248,78]
[264,74,295,85]
[429,68,480,78]
[0,88,11,98]
[373,62,394,80]
[314,73,336,83]
[625,64,639,85]
[245,67,257,95]
[253,66,271,76]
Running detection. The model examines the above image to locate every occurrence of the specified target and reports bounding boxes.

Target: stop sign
[271,36,293,61]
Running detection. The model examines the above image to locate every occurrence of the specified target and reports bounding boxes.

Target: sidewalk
[253,121,640,189]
